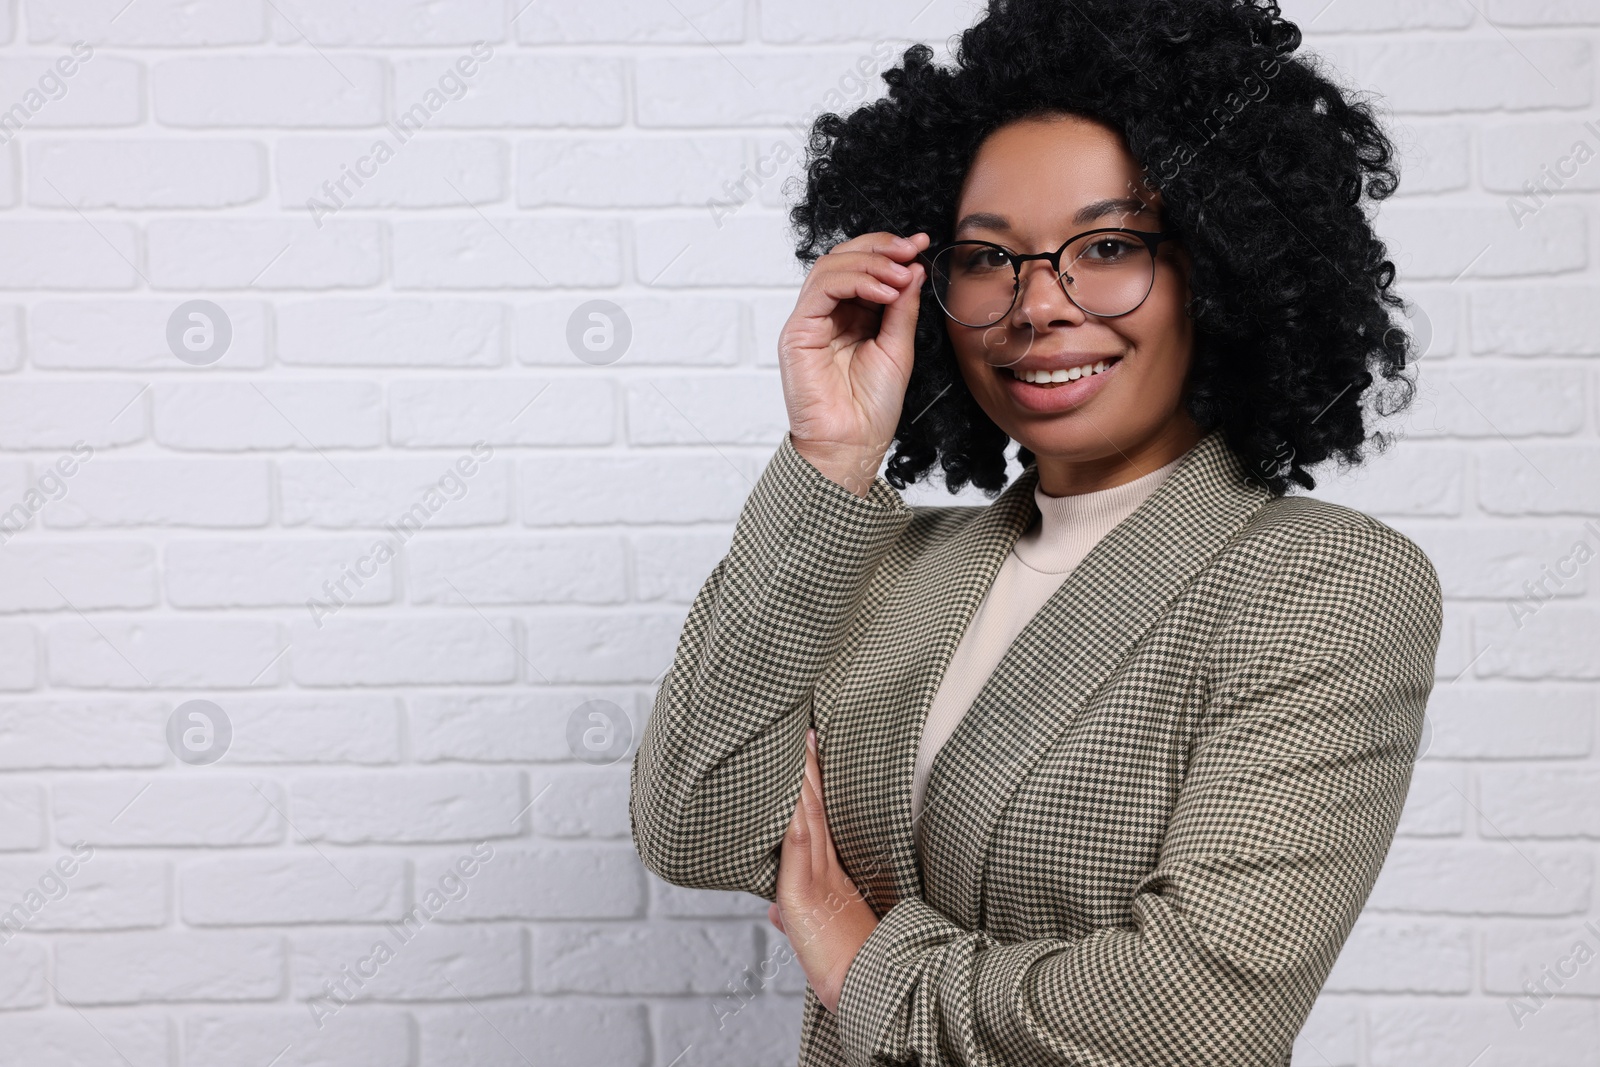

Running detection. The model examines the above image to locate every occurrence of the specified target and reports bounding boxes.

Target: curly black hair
[785,0,1416,496]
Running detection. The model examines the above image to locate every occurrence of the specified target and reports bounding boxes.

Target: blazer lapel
[912,429,1272,929]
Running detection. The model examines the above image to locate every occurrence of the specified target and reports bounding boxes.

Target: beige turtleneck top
[910,452,1187,822]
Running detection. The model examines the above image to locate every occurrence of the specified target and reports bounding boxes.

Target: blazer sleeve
[832,520,1443,1067]
[629,431,914,902]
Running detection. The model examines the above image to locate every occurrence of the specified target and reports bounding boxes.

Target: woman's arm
[629,430,912,901]
[831,520,1443,1067]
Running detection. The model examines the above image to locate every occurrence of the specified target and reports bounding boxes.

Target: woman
[630,1,1442,1064]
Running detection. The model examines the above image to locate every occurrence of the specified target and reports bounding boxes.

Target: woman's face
[943,112,1203,494]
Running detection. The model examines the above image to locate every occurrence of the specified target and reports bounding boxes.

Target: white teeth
[1010,360,1116,384]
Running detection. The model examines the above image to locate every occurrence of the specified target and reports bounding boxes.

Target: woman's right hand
[777,231,930,498]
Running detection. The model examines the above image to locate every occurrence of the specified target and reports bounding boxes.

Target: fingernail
[807,728,817,751]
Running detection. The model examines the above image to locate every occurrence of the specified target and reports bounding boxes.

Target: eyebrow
[953,197,1152,237]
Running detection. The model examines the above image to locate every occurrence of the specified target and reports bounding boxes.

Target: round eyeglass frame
[925,227,1174,327]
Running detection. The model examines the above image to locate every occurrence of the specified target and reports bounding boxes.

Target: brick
[1366,841,1590,915]
[291,769,523,843]
[406,536,626,605]
[268,0,504,45]
[46,617,284,688]
[55,929,284,1003]
[635,51,903,127]
[1379,204,1586,280]
[1394,764,1465,837]
[1471,284,1600,355]
[626,374,789,444]
[517,135,744,207]
[387,378,613,447]
[1478,444,1600,514]
[1367,997,1596,1066]
[1303,443,1464,516]
[278,136,505,211]
[153,381,382,451]
[526,766,632,839]
[153,56,385,127]
[1390,520,1593,599]
[390,56,624,128]
[0,55,142,128]
[0,542,157,612]
[1420,684,1593,759]
[0,699,167,768]
[1483,919,1600,996]
[279,454,507,529]
[291,923,524,1000]
[635,213,806,286]
[415,844,645,919]
[1351,39,1592,112]
[521,609,686,684]
[29,139,265,207]
[29,299,270,371]
[657,991,804,1067]
[183,854,407,925]
[277,299,506,367]
[0,1010,169,1064]
[147,219,383,289]
[390,218,622,289]
[0,782,44,850]
[1400,364,1586,438]
[519,0,743,43]
[27,0,267,44]
[0,852,166,930]
[289,616,519,687]
[406,689,636,763]
[0,939,46,1006]
[651,876,769,919]
[0,381,144,449]
[1485,0,1600,24]
[1483,121,1600,195]
[516,295,742,366]
[1322,916,1472,993]
[1474,603,1600,681]
[165,538,395,609]
[1479,767,1600,836]
[533,920,757,994]
[417,1001,649,1067]
[519,451,756,524]
[0,222,140,289]
[1278,0,1473,30]
[185,1008,412,1067]
[53,778,286,846]
[633,530,732,602]
[180,693,402,764]
[0,621,34,689]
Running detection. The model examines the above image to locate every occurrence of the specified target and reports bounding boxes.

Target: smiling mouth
[1006,357,1121,385]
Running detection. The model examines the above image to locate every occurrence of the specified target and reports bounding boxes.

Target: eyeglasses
[926,227,1174,328]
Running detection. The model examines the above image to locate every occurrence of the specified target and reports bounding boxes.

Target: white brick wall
[0,1,1592,1063]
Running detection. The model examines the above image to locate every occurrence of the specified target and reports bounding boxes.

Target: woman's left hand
[768,727,880,1013]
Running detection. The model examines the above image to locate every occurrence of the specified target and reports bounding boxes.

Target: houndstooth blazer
[630,427,1442,1067]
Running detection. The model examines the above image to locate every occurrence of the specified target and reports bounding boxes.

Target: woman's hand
[768,728,881,1013]
[778,231,930,497]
